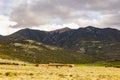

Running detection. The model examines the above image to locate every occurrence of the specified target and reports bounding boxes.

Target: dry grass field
[0,64,119,80]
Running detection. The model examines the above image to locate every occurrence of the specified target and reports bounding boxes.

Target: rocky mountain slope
[0,26,120,63]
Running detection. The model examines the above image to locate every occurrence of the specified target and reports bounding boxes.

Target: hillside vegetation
[0,40,95,64]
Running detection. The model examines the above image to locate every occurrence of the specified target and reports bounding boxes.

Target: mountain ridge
[4,26,120,41]
[0,26,120,63]
[1,26,120,36]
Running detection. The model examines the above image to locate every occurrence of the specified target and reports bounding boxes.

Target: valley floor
[0,65,119,80]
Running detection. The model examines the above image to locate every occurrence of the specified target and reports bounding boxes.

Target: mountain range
[0,26,120,64]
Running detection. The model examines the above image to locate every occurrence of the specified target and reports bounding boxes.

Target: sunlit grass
[0,64,119,80]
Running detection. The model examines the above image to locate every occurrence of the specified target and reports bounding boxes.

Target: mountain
[5,26,120,47]
[0,26,120,63]
[50,26,120,47]
[0,35,3,38]
[50,27,72,33]
[7,28,49,41]
[6,26,120,44]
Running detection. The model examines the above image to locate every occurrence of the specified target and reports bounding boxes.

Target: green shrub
[5,72,11,76]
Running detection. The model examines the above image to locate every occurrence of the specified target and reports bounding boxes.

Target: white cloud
[0,15,18,35]
[0,15,79,35]
[31,23,80,31]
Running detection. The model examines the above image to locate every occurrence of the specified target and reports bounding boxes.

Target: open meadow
[0,64,119,80]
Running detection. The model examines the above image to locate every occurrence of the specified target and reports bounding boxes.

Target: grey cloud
[9,0,120,28]
[0,0,25,15]
[101,13,120,27]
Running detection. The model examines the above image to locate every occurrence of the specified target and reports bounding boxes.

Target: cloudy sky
[0,0,120,35]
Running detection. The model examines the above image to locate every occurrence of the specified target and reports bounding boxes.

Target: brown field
[0,64,119,80]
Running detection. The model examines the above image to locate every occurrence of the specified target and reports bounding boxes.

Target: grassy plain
[0,64,119,80]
